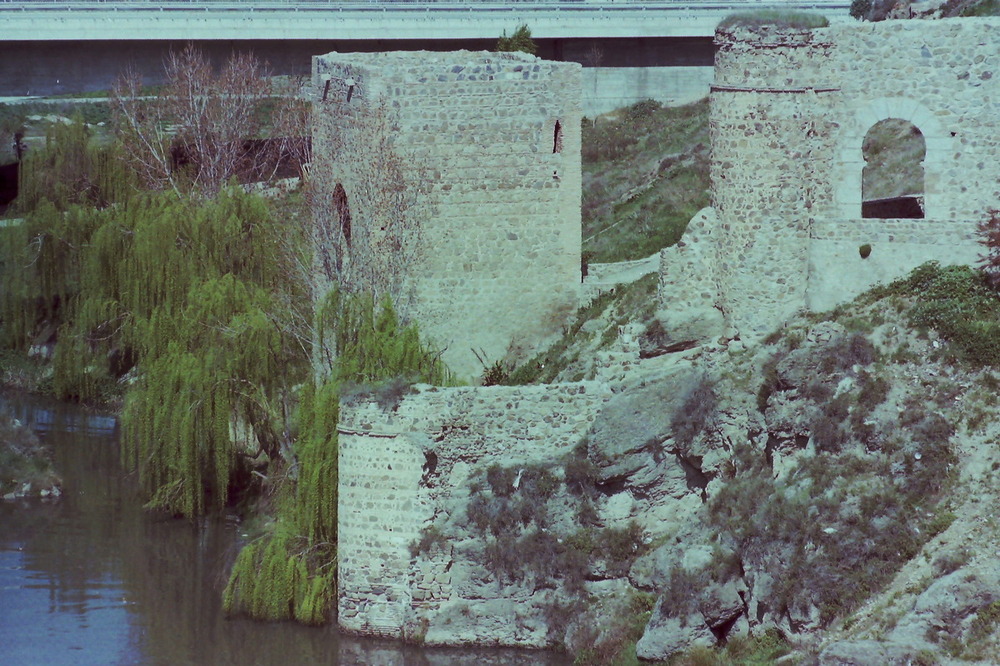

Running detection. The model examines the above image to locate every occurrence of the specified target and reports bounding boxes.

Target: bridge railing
[0,0,852,11]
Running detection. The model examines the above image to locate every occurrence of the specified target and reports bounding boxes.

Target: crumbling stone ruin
[329,17,1000,651]
[660,18,1000,341]
[337,382,611,642]
[311,51,582,380]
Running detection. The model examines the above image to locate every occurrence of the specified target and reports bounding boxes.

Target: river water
[0,394,569,665]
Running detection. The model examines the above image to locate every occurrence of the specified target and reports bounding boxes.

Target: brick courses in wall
[660,18,1000,339]
[310,51,583,381]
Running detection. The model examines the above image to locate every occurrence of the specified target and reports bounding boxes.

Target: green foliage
[968,600,1000,643]
[867,261,1000,366]
[3,167,308,515]
[480,359,511,386]
[410,525,448,557]
[850,0,873,19]
[495,24,537,55]
[222,534,335,625]
[0,103,111,164]
[315,289,451,387]
[565,442,600,498]
[666,628,791,665]
[942,0,1000,16]
[718,10,830,30]
[225,290,451,624]
[707,379,958,626]
[15,118,138,214]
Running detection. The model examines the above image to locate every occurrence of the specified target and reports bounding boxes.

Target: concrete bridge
[1,0,851,113]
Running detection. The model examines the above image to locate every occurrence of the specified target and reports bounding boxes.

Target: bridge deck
[1,1,852,40]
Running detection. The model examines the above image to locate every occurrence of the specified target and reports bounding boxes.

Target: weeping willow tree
[223,290,451,625]
[1,121,140,352]
[1,121,312,515]
[3,116,454,626]
[15,118,139,214]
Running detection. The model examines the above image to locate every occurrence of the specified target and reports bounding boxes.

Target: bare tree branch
[110,43,309,197]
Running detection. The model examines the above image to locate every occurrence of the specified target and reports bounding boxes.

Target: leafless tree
[111,43,310,196]
[310,96,429,308]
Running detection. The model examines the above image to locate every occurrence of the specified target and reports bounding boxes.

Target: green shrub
[480,359,511,386]
[968,600,1000,642]
[411,525,448,557]
[850,0,873,19]
[496,24,536,55]
[565,443,600,497]
[943,0,1000,17]
[707,406,958,627]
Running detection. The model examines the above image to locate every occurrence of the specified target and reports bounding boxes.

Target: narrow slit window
[333,183,352,247]
[553,120,563,154]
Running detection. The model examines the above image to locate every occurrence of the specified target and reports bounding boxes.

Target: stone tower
[660,19,1000,341]
[311,51,582,380]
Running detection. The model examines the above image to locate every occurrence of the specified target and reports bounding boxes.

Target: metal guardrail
[0,0,852,12]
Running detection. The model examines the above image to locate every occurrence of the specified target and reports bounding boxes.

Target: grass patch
[582,98,709,263]
[718,10,830,30]
[665,628,791,665]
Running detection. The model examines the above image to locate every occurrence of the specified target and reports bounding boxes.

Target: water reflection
[0,394,570,665]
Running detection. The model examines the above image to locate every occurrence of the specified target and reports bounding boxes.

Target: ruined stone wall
[807,218,981,312]
[336,381,611,643]
[660,18,1000,339]
[311,51,582,381]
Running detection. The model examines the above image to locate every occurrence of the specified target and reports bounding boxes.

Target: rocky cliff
[348,262,1000,664]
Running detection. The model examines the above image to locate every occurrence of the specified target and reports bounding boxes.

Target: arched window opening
[553,120,563,154]
[333,183,352,247]
[861,118,926,219]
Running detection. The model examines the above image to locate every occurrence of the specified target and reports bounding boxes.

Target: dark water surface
[0,394,569,666]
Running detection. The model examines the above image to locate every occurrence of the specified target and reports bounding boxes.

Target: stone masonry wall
[337,381,611,642]
[660,18,1000,340]
[311,51,582,381]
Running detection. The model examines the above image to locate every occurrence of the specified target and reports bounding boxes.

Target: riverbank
[0,410,60,500]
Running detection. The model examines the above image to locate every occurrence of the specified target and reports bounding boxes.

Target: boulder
[635,599,714,661]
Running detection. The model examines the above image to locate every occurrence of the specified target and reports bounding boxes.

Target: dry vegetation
[582,98,709,264]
